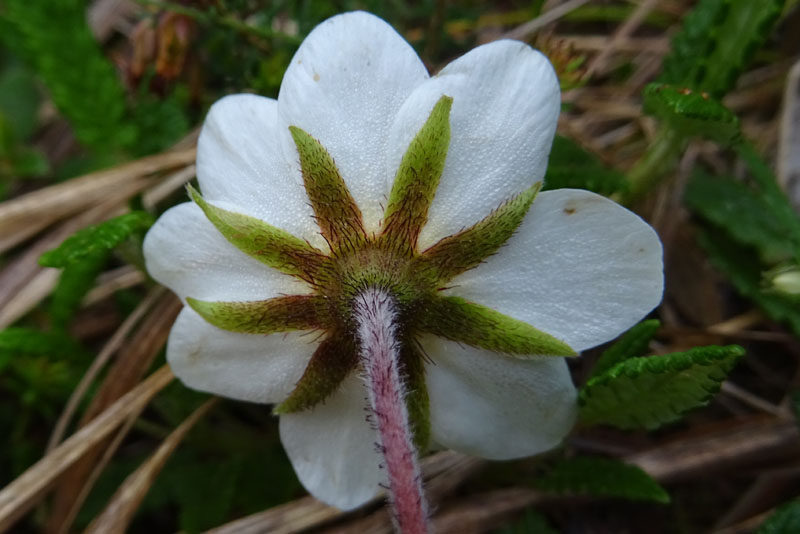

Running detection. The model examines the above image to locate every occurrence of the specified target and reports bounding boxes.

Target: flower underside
[186,95,575,448]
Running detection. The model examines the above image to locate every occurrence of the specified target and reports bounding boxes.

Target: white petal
[423,336,577,460]
[196,94,324,248]
[447,189,664,352]
[280,374,384,510]
[167,307,316,403]
[143,202,310,302]
[386,40,561,249]
[278,11,429,230]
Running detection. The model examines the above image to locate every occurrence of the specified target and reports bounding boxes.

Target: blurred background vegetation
[1,1,800,533]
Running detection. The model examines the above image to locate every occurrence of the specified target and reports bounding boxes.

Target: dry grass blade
[47,293,182,534]
[0,365,174,533]
[46,287,165,452]
[0,148,195,253]
[202,496,342,534]
[502,0,592,41]
[627,417,800,482]
[0,198,127,328]
[84,398,219,534]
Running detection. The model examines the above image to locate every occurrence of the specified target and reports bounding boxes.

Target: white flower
[143,11,663,511]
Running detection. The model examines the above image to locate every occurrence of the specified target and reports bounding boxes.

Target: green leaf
[643,84,740,145]
[686,170,797,264]
[39,212,154,268]
[8,145,48,177]
[0,327,87,371]
[0,62,40,140]
[697,229,800,336]
[0,0,135,151]
[49,251,108,329]
[173,456,241,533]
[758,500,800,534]
[737,144,800,261]
[128,94,190,157]
[536,457,670,504]
[589,320,660,379]
[659,0,785,97]
[543,136,628,196]
[579,345,745,430]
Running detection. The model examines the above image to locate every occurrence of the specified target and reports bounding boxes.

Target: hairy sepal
[416,183,541,285]
[289,126,367,250]
[381,95,452,254]
[416,295,575,357]
[186,295,325,334]
[274,331,359,414]
[188,185,327,283]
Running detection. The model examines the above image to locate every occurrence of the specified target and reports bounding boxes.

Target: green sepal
[188,185,328,284]
[186,295,325,334]
[579,345,744,430]
[416,183,541,286]
[643,84,740,145]
[289,126,366,250]
[588,320,660,379]
[381,95,452,253]
[415,295,575,357]
[401,341,431,451]
[274,331,358,414]
[536,457,670,504]
[758,499,800,534]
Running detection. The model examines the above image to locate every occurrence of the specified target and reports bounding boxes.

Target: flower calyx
[185,94,575,449]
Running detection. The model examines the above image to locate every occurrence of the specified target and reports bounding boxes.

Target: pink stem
[354,287,429,534]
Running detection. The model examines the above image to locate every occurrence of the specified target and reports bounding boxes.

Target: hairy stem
[354,287,429,534]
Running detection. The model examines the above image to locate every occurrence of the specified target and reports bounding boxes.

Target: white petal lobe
[278,11,429,231]
[387,40,561,249]
[423,336,577,459]
[167,307,316,404]
[143,202,309,303]
[196,94,323,248]
[448,189,664,351]
[280,374,384,510]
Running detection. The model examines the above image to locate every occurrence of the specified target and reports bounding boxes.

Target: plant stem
[354,287,429,534]
[623,125,686,203]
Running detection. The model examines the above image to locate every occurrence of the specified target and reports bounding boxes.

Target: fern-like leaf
[589,320,660,380]
[39,212,154,269]
[659,0,785,97]
[643,84,740,145]
[579,345,744,430]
